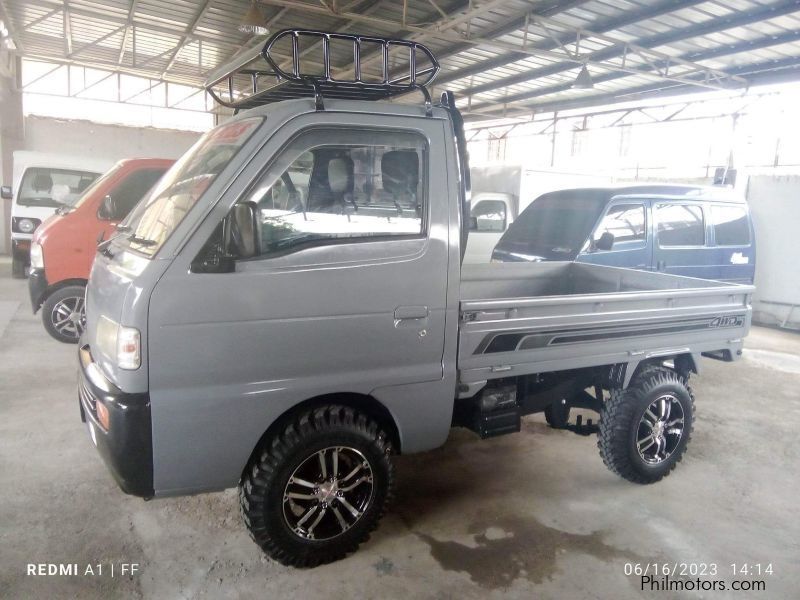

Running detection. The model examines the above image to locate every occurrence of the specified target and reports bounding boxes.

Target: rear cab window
[656,203,705,247]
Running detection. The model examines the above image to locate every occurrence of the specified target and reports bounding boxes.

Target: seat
[327,156,355,212]
[32,173,53,193]
[381,150,419,215]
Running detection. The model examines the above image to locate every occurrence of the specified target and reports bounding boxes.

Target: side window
[656,203,705,247]
[712,205,750,246]
[593,203,646,248]
[105,169,166,219]
[238,130,426,258]
[470,200,507,232]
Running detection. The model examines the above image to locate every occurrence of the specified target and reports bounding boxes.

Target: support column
[0,52,23,255]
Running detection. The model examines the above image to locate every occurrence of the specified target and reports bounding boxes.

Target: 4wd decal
[709,315,745,328]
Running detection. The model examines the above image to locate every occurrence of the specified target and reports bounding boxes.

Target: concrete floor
[1,259,798,599]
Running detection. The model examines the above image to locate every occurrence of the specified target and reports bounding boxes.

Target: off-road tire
[544,399,570,429]
[41,285,86,344]
[598,366,695,484]
[240,405,394,567]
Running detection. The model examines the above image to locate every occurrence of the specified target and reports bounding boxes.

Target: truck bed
[458,262,754,384]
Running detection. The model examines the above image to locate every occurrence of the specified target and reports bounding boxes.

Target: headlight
[116,326,141,370]
[17,218,36,233]
[97,317,141,370]
[30,242,44,269]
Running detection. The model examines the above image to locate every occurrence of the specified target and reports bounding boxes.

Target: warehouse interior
[0,1,798,597]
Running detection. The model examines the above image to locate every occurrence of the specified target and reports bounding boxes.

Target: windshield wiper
[127,233,158,247]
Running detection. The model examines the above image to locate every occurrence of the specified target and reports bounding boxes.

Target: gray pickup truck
[78,30,753,567]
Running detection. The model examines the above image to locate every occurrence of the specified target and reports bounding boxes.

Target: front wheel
[41,285,86,343]
[598,367,694,484]
[240,405,394,567]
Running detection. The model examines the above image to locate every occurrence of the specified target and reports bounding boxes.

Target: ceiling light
[572,64,594,89]
[238,2,269,36]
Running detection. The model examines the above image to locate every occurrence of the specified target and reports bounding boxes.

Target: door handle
[394,305,429,320]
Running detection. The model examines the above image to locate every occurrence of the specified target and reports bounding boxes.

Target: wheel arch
[625,352,701,387]
[241,392,402,481]
[35,278,88,311]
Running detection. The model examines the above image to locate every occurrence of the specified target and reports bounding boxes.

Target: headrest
[382,150,418,196]
[33,173,53,192]
[328,157,353,194]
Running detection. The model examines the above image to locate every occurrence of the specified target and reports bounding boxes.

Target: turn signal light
[95,400,110,431]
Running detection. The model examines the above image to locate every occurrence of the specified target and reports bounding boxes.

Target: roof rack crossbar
[205,29,439,113]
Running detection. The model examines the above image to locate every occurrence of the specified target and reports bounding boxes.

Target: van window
[712,205,749,246]
[239,129,426,257]
[593,203,645,247]
[656,203,705,247]
[106,169,166,219]
[17,168,99,208]
[470,200,507,232]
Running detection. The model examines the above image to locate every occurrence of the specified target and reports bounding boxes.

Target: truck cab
[5,151,112,278]
[77,30,754,569]
[29,158,173,343]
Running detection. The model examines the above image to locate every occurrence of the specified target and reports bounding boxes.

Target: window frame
[710,203,751,248]
[233,127,430,262]
[470,198,508,233]
[655,201,707,249]
[590,201,648,251]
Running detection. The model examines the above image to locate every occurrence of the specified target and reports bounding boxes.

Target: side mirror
[229,202,260,259]
[595,231,615,251]
[98,195,117,220]
[468,216,478,231]
[1,186,12,200]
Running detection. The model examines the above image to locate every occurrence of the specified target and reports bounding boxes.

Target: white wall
[24,115,200,162]
[747,175,800,330]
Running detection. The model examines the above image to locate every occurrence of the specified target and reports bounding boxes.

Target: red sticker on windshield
[208,118,261,144]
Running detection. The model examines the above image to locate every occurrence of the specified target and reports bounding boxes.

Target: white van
[4,151,113,277]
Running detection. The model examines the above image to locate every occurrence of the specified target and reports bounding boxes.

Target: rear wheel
[41,285,86,343]
[240,405,394,567]
[598,367,694,484]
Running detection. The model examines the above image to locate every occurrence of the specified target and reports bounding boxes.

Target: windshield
[72,163,124,209]
[120,117,262,256]
[17,167,101,208]
[498,191,609,259]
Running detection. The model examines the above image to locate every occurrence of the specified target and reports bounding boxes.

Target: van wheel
[11,255,26,279]
[240,405,394,567]
[42,285,86,343]
[598,367,694,484]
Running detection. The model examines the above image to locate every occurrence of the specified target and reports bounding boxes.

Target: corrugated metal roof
[1,0,799,118]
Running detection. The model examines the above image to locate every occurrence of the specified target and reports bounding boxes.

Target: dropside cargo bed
[458,262,753,384]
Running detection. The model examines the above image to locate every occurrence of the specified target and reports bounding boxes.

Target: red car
[28,158,174,343]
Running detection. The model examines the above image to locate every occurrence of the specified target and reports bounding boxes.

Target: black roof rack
[205,29,440,114]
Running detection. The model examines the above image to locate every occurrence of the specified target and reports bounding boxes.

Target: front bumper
[78,344,154,498]
[28,268,48,313]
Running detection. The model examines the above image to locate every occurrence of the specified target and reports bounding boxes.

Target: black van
[491,185,756,284]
